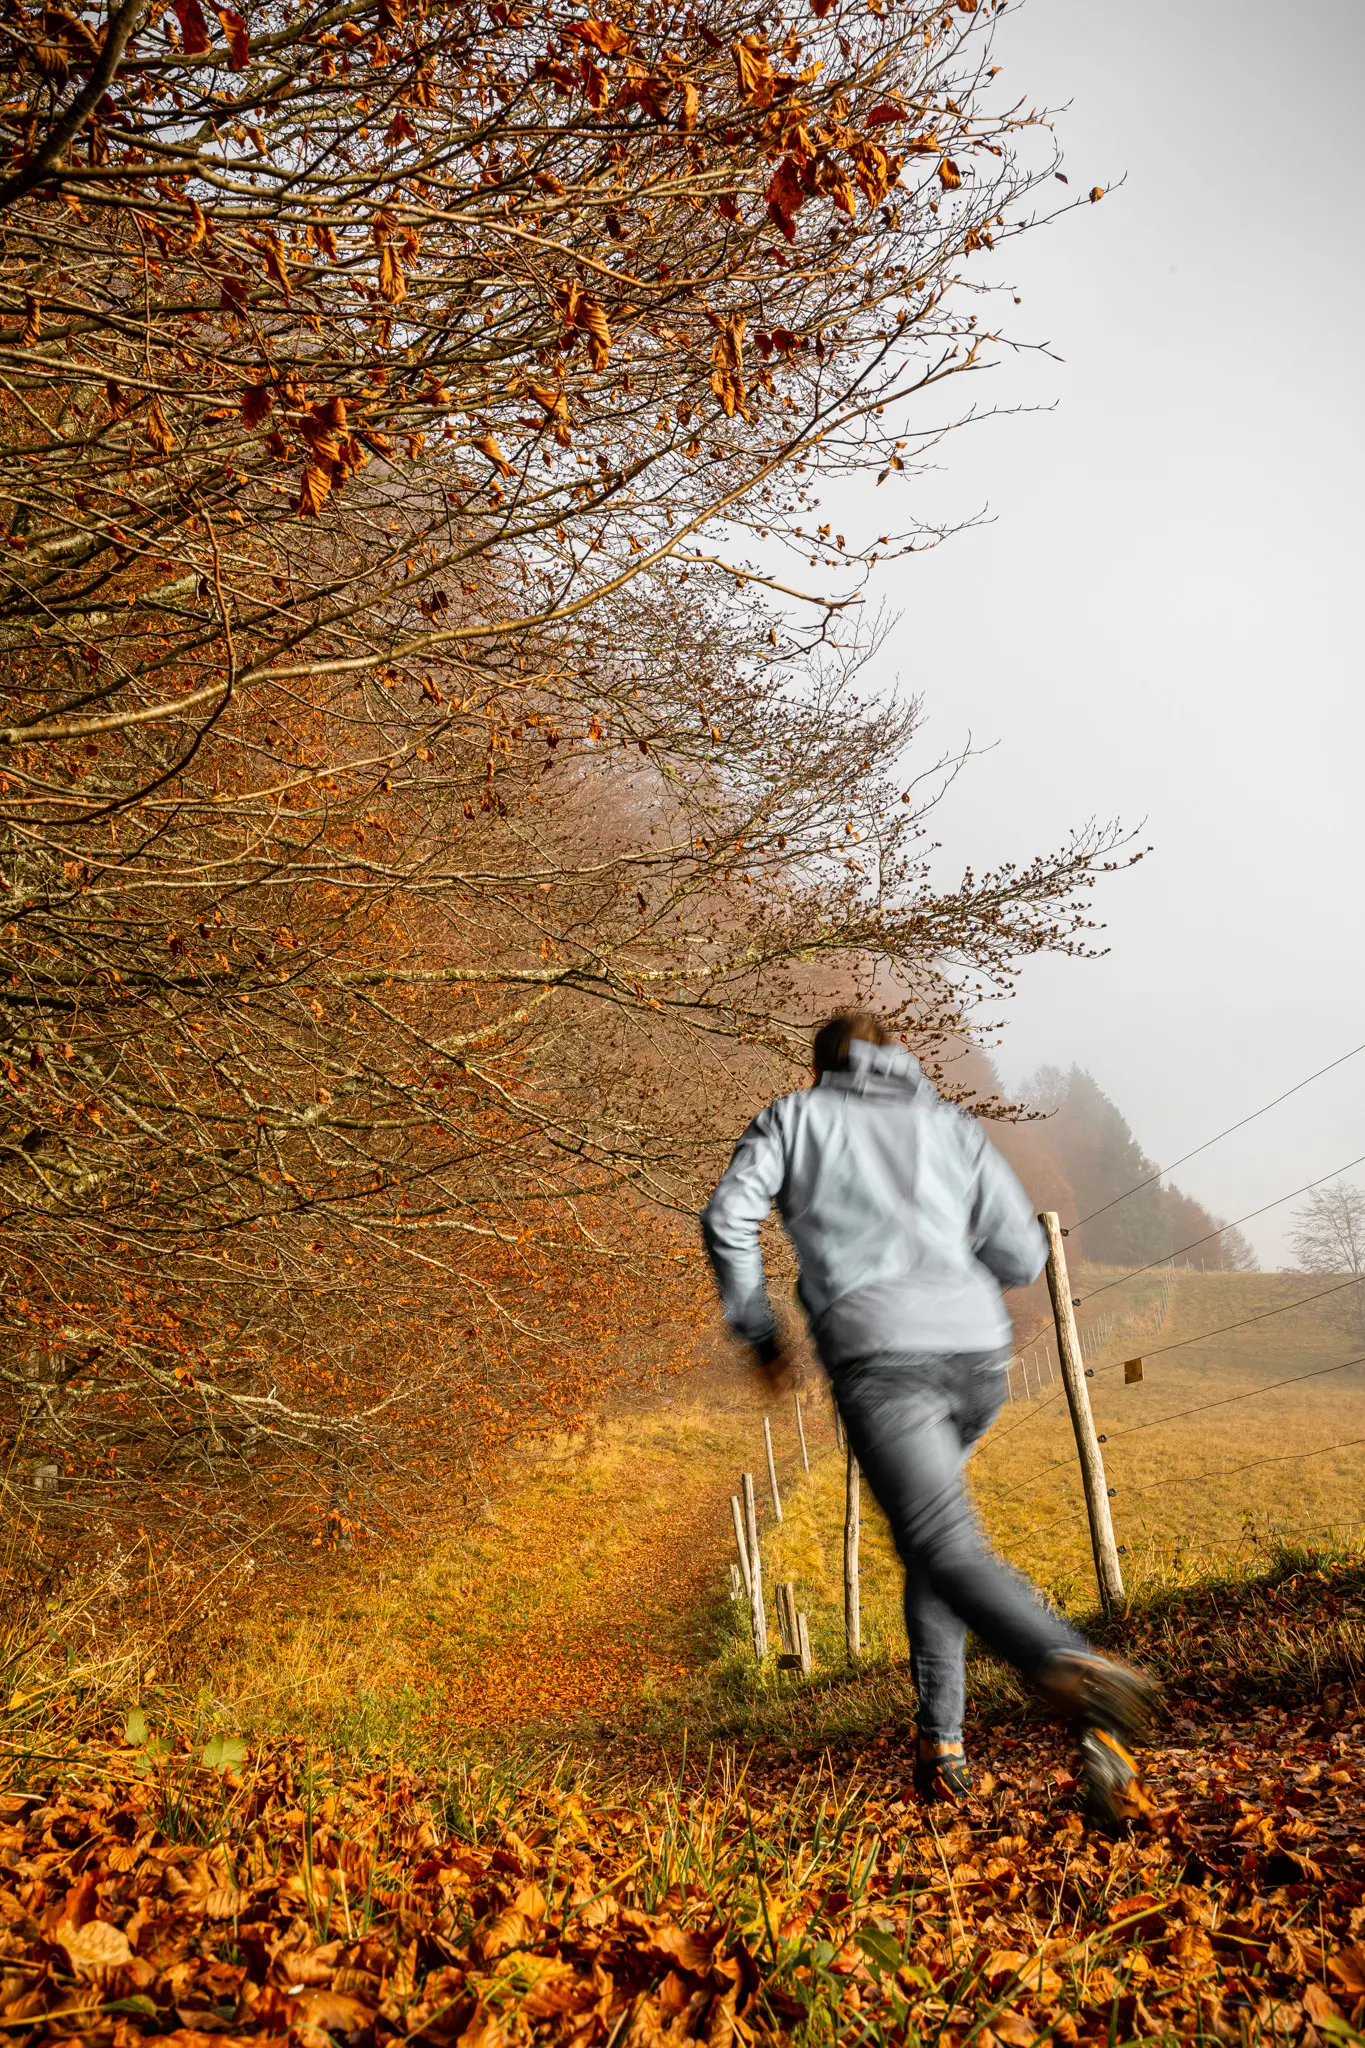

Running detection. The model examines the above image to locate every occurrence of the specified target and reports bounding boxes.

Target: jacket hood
[818,1036,935,1098]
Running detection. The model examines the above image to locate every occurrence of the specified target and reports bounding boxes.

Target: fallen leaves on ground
[4,1688,1365,2045]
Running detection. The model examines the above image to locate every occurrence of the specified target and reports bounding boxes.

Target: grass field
[8,1269,1365,2046]
[13,1264,1361,1771]
[757,1268,1365,1682]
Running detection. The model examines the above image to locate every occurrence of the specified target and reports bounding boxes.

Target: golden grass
[8,1267,1362,1765]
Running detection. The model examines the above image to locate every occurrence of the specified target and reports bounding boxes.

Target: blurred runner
[702,1009,1157,1830]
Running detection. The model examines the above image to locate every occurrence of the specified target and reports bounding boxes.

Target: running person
[701,1010,1156,1828]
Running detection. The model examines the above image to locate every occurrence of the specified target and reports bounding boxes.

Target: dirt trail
[417,1367,831,1731]
[238,1361,832,1743]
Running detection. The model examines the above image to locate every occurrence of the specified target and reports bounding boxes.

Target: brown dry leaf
[938,156,962,189]
[145,398,176,454]
[765,157,809,240]
[60,1917,134,1978]
[473,432,513,478]
[457,2009,505,2048]
[565,17,631,56]
[18,293,39,346]
[990,2014,1036,2048]
[481,1906,539,1959]
[241,383,273,427]
[618,1908,716,1974]
[679,78,698,130]
[294,1988,376,2038]
[1305,1983,1345,2025]
[982,1949,1030,1987]
[1168,1925,1218,1976]
[1329,1945,1365,1994]
[309,221,339,261]
[260,234,290,298]
[171,0,211,53]
[708,312,748,419]
[513,1881,548,1919]
[297,464,333,517]
[576,294,610,370]
[378,244,407,304]
[278,1943,342,1987]
[214,5,248,67]
[732,34,774,108]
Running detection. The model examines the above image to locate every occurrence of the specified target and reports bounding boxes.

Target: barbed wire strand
[1075,1149,1365,1307]
[1071,1038,1365,1229]
[991,1272,1365,1448]
[983,1349,1365,1506]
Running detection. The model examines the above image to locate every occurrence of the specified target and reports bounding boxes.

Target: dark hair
[812,1010,893,1073]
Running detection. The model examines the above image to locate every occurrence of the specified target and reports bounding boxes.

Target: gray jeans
[830,1349,1086,1743]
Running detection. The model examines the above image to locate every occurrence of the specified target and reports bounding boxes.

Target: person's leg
[902,1560,968,1744]
[832,1350,1088,1684]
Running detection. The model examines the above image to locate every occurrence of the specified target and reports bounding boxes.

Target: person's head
[812,1009,893,1078]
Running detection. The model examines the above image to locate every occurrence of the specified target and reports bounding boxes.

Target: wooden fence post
[1039,1212,1125,1613]
[741,1471,768,1658]
[794,1390,809,1474]
[844,1444,861,1660]
[833,1390,844,1451]
[730,1494,752,1601]
[763,1415,783,1522]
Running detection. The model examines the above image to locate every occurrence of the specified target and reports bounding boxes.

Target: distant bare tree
[1289,1180,1365,1337]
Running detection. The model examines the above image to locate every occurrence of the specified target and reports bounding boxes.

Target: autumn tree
[0,0,1134,1542]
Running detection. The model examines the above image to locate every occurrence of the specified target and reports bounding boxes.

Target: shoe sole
[1079,1727,1156,1835]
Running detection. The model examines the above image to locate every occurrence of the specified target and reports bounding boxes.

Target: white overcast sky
[824,0,1365,1266]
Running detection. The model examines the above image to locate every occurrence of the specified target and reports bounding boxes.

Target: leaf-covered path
[228,1364,797,1744]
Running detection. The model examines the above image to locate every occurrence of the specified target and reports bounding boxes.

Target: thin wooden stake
[730,1494,752,1600]
[794,1389,809,1474]
[796,1610,812,1679]
[833,1390,844,1450]
[844,1444,861,1660]
[1039,1211,1125,1613]
[776,1581,796,1654]
[742,1471,767,1658]
[763,1415,783,1522]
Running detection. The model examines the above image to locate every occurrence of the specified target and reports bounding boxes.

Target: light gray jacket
[700,1038,1046,1365]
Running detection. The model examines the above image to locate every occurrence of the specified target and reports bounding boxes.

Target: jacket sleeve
[967,1128,1047,1289]
[700,1105,787,1347]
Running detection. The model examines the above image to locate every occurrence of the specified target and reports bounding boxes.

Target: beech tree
[0,0,1131,1542]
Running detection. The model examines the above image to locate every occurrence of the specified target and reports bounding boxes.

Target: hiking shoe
[913,1739,973,1804]
[1078,1726,1157,1835]
[1035,1649,1157,1746]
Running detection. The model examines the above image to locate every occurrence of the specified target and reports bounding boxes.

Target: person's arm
[700,1105,790,1369]
[967,1127,1047,1288]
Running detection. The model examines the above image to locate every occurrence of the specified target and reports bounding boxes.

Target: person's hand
[751,1330,796,1393]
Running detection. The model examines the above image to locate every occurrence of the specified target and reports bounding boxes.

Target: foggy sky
[834,0,1365,1266]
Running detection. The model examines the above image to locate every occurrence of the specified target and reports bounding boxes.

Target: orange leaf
[214,5,248,67]
[377,243,406,303]
[937,155,962,189]
[297,463,332,517]
[732,34,774,108]
[145,398,175,454]
[17,293,39,346]
[565,17,631,55]
[1329,1946,1365,1995]
[473,432,513,477]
